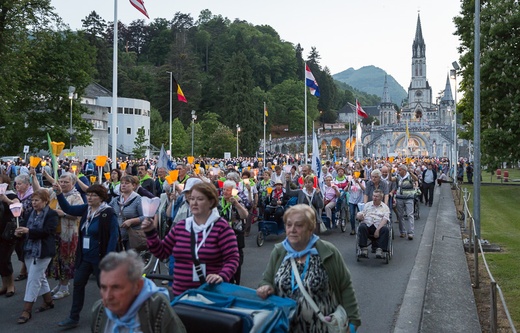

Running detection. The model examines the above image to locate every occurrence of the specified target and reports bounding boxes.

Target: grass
[464,185,520,329]
[478,168,520,184]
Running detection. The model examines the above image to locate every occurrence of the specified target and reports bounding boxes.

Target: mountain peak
[333,66,407,105]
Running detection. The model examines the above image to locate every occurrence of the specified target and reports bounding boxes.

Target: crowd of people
[0,152,459,332]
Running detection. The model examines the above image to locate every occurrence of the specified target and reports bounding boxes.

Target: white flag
[312,131,321,178]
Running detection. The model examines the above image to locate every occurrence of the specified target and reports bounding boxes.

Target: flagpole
[348,121,351,161]
[263,102,266,160]
[168,71,172,158]
[304,63,308,164]
[111,0,118,169]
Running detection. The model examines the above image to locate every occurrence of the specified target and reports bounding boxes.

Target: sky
[51,0,462,97]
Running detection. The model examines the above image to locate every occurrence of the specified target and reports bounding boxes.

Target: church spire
[382,75,392,103]
[413,13,426,58]
[441,73,454,102]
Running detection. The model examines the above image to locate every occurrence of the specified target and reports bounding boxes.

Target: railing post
[469,218,473,253]
[490,281,497,333]
[474,234,479,288]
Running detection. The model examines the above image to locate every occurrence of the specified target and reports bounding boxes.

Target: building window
[89,119,107,130]
[117,107,123,114]
[124,107,134,114]
[127,128,131,135]
[135,109,142,115]
[107,107,111,114]
[108,127,110,134]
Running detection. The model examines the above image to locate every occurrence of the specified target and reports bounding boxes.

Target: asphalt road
[0,205,429,332]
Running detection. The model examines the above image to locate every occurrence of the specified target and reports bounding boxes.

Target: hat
[182,178,202,193]
[274,180,283,186]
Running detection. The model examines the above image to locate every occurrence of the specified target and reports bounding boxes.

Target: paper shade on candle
[231,189,238,197]
[187,156,195,164]
[90,176,97,184]
[177,184,185,191]
[354,171,360,179]
[104,172,111,181]
[141,197,161,218]
[9,203,22,217]
[71,165,77,172]
[243,179,250,185]
[95,156,108,167]
[120,162,127,171]
[165,175,174,185]
[169,170,179,182]
[29,156,42,168]
[0,183,8,195]
[41,161,46,167]
[266,187,273,194]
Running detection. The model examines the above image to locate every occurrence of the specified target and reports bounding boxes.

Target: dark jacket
[25,207,59,259]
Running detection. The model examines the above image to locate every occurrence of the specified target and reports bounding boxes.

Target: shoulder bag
[290,258,349,333]
[1,218,17,243]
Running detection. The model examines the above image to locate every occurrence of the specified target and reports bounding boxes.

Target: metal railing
[459,185,517,333]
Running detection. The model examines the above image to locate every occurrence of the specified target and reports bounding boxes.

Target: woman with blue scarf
[257,204,361,332]
[15,189,58,324]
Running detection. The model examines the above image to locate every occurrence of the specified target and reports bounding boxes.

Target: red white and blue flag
[305,64,320,97]
[130,0,149,18]
[356,99,368,118]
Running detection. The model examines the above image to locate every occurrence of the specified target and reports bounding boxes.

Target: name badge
[192,264,206,282]
[83,237,90,249]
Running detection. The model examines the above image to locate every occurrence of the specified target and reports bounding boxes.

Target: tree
[454,0,520,168]
[132,127,147,159]
[149,108,169,147]
[170,118,188,157]
[206,124,236,157]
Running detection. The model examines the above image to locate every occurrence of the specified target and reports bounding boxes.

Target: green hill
[333,66,407,105]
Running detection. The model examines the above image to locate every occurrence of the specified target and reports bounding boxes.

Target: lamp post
[191,110,197,156]
[68,86,76,152]
[167,72,172,156]
[451,61,460,182]
[236,124,240,158]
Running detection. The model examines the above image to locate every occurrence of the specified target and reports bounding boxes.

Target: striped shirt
[146,217,240,296]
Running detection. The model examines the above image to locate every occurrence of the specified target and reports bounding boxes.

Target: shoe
[371,247,377,253]
[359,247,368,258]
[35,300,54,313]
[52,290,70,300]
[429,203,432,207]
[400,233,406,238]
[375,248,383,259]
[408,234,414,240]
[6,288,15,298]
[50,284,60,295]
[14,274,27,281]
[425,202,428,206]
[17,310,31,324]
[350,230,356,236]
[58,318,79,329]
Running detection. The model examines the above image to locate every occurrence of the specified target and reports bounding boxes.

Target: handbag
[290,258,349,333]
[1,219,17,242]
[127,227,147,251]
[319,221,327,233]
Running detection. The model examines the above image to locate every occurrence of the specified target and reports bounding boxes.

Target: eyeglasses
[86,193,99,198]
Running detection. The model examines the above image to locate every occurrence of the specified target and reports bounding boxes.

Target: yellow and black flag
[172,75,188,103]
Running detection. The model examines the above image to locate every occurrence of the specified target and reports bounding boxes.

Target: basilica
[348,14,458,158]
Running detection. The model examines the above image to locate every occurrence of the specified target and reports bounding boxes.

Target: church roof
[441,74,454,101]
[338,102,379,117]
[85,82,112,98]
[412,13,426,58]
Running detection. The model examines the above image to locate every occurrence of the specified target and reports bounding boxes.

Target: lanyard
[291,255,310,292]
[83,206,101,236]
[220,197,232,216]
[190,222,214,260]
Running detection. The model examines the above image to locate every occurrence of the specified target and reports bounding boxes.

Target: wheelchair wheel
[414,200,420,220]
[340,205,348,233]
[256,232,265,247]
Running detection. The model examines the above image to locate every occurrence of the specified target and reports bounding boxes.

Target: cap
[182,178,202,193]
[274,180,283,186]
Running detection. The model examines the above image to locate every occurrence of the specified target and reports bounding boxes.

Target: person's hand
[15,227,29,237]
[52,182,62,195]
[141,217,156,232]
[229,196,238,205]
[285,174,290,181]
[245,183,251,190]
[55,209,65,217]
[356,212,364,220]
[29,167,36,176]
[121,219,132,228]
[206,274,223,284]
[256,285,275,299]
[374,229,380,238]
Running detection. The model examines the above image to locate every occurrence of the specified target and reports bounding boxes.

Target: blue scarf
[282,234,320,261]
[104,278,169,333]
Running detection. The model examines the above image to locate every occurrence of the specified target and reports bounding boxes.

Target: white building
[71,83,151,160]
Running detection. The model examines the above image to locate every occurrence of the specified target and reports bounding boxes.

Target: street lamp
[167,72,172,155]
[451,61,460,181]
[191,110,197,156]
[68,86,76,152]
[236,124,240,158]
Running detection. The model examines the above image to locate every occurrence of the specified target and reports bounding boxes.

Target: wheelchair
[321,191,349,232]
[256,197,298,247]
[413,190,421,220]
[355,220,393,264]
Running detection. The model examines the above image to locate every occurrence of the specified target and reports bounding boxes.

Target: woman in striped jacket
[142,182,239,296]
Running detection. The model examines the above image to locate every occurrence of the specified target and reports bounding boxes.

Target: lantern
[141,197,161,218]
[29,156,42,168]
[9,203,23,228]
